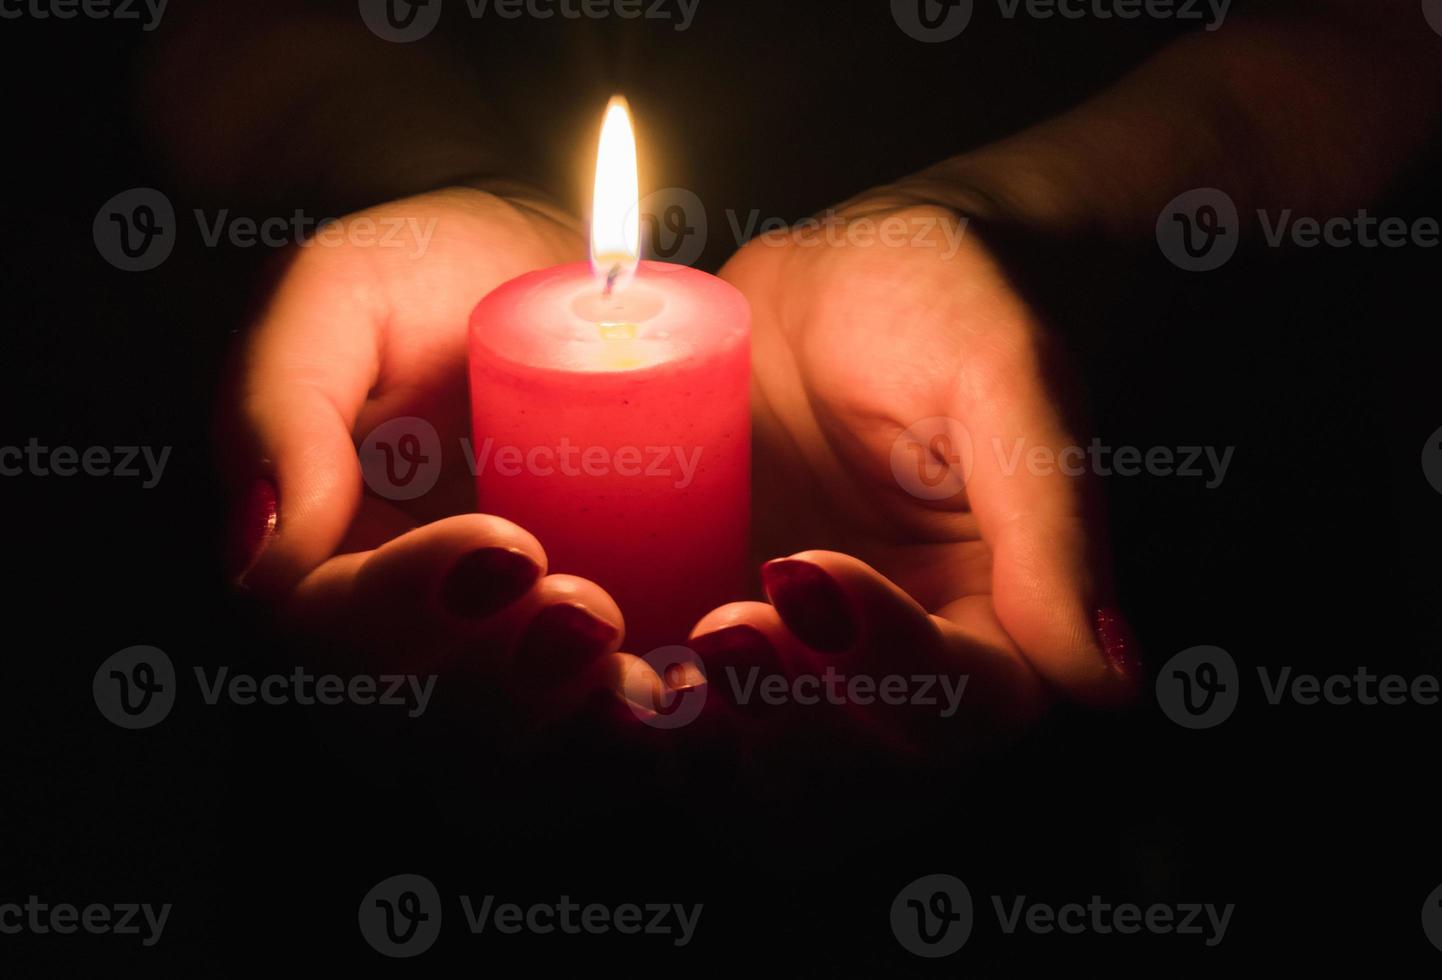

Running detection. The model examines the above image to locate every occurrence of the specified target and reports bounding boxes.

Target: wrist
[833,177,1001,224]
[834,169,1139,344]
[451,178,582,234]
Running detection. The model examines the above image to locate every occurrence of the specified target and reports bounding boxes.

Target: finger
[594,652,666,720]
[933,596,1049,726]
[955,333,1139,707]
[689,601,811,678]
[286,513,548,672]
[688,602,814,724]
[466,580,629,754]
[505,574,624,704]
[229,246,383,597]
[758,551,941,673]
[756,551,1043,747]
[556,651,709,757]
[335,495,421,555]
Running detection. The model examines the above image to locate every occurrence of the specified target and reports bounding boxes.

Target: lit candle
[467,97,751,652]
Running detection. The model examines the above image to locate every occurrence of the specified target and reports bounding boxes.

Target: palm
[331,189,585,547]
[717,205,1132,710]
[725,209,1017,623]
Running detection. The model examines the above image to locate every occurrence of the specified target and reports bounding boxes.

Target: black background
[3,0,1441,974]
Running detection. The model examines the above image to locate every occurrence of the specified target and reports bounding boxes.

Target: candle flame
[591,96,640,296]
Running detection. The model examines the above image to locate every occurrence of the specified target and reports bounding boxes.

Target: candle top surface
[471,261,749,374]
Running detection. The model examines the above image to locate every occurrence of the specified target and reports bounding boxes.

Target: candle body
[468,261,750,653]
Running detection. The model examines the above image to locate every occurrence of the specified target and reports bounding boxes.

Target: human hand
[676,200,1139,752]
[226,187,633,716]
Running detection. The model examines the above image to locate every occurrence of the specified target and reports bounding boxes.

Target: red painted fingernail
[229,478,277,584]
[439,548,541,619]
[1095,607,1141,679]
[691,625,781,675]
[692,625,779,714]
[518,603,621,672]
[761,559,856,653]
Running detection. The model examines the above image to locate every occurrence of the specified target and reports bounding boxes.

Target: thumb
[956,343,1139,707]
[226,249,381,597]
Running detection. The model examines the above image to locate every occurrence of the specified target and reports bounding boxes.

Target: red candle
[467,99,751,652]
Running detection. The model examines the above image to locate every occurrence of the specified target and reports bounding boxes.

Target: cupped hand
[226,187,631,714]
[678,200,1139,750]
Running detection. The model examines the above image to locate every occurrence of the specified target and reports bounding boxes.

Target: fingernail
[440,548,541,619]
[1095,607,1141,679]
[229,478,278,584]
[761,559,857,653]
[692,625,779,715]
[518,603,621,672]
[615,657,669,717]
[692,625,781,675]
[665,660,707,691]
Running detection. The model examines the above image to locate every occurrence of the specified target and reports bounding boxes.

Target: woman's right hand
[226,187,635,718]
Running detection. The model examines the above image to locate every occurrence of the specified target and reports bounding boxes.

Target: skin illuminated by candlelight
[229,187,627,717]
[200,0,1442,753]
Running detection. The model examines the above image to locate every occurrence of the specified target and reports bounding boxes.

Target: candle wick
[603,264,620,297]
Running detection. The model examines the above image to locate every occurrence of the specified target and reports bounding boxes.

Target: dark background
[3,0,1441,973]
